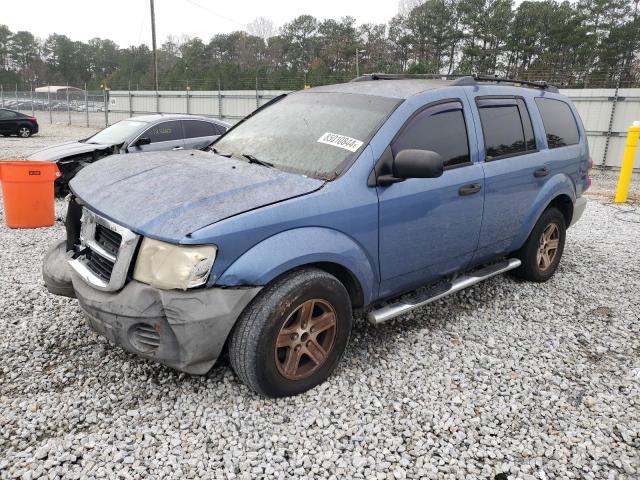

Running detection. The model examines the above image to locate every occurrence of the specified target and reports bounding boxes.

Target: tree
[247,17,276,43]
[9,31,39,80]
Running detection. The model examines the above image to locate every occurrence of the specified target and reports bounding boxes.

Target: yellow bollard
[614,121,640,203]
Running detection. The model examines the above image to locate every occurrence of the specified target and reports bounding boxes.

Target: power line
[183,0,246,28]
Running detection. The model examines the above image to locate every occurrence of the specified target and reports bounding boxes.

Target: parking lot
[0,125,639,479]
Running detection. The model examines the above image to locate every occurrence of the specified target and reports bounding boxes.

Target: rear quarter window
[534,98,580,148]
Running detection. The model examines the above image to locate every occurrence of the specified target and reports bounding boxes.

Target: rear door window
[392,101,470,168]
[477,97,537,160]
[183,120,218,138]
[142,121,183,143]
[534,98,580,148]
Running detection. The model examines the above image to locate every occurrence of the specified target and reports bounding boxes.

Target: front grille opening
[86,250,115,282]
[95,224,122,257]
[129,323,161,353]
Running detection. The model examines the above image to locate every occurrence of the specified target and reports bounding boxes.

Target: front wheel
[513,207,566,282]
[228,268,352,397]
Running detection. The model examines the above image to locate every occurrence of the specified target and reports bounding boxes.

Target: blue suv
[43,75,590,397]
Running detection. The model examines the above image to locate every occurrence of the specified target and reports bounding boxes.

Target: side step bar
[368,258,522,325]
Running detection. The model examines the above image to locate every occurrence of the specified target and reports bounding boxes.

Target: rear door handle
[458,183,482,196]
[172,146,184,150]
[534,167,550,178]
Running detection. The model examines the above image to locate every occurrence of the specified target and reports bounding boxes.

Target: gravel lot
[0,123,99,160]
[1,126,639,479]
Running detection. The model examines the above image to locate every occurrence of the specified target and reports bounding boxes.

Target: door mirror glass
[135,137,151,146]
[393,149,444,179]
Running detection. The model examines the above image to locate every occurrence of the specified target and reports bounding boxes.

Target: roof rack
[452,74,559,92]
[352,72,559,93]
[351,73,469,82]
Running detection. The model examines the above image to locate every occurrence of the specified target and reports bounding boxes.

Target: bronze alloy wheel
[536,222,560,271]
[275,299,338,380]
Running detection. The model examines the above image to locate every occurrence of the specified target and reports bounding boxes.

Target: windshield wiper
[210,147,233,157]
[242,153,273,168]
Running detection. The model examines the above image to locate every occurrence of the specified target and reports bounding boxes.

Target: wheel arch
[512,174,576,251]
[215,226,377,306]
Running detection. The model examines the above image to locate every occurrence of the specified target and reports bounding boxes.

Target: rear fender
[216,227,377,305]
[511,173,576,250]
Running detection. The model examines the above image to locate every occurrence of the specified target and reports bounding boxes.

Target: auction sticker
[317,132,364,152]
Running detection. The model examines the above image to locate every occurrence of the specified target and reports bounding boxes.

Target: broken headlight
[132,238,217,290]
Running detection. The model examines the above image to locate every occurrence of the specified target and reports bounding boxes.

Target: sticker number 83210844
[317,132,364,152]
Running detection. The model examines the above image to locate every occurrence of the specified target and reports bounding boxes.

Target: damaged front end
[55,144,122,196]
[42,196,261,374]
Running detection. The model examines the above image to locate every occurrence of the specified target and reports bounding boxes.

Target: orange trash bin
[0,161,61,228]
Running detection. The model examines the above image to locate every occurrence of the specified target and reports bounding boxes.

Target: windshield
[86,120,148,144]
[212,92,399,178]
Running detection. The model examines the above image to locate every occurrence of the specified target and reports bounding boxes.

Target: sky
[2,0,403,47]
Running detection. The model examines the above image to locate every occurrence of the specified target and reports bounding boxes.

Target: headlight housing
[132,238,217,290]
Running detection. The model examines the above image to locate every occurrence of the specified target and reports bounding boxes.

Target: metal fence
[3,83,639,169]
[561,89,640,169]
[106,88,288,124]
[0,85,107,128]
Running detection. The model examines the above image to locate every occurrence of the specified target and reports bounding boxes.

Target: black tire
[513,207,566,282]
[228,268,352,397]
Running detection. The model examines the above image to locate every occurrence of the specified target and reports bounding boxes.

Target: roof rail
[452,74,559,92]
[351,73,469,82]
[352,72,559,93]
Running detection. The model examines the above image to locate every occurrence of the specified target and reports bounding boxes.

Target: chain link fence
[0,86,108,128]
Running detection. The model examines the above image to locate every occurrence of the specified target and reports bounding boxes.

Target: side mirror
[393,149,444,179]
[135,137,151,146]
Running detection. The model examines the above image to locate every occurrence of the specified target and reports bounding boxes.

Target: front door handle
[534,167,550,178]
[172,146,184,150]
[458,183,482,196]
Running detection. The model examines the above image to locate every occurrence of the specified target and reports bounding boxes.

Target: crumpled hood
[70,150,324,240]
[26,141,113,161]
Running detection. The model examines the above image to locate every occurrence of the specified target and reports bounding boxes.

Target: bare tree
[247,17,277,43]
[398,0,424,16]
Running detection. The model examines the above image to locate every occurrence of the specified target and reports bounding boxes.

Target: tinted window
[517,99,536,151]
[0,110,17,120]
[142,121,183,143]
[392,102,470,168]
[478,98,536,160]
[535,98,579,148]
[184,120,218,138]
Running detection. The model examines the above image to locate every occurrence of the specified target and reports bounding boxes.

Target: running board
[368,258,522,325]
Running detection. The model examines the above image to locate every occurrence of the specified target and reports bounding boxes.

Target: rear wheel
[17,126,32,138]
[228,268,352,397]
[514,207,566,282]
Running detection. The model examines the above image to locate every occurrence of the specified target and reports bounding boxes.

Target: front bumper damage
[43,239,261,374]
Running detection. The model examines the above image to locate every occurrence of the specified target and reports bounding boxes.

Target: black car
[0,108,39,137]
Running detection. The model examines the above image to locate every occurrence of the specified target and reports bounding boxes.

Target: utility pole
[150,0,159,93]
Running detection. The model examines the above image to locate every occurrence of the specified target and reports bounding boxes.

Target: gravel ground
[0,123,99,160]
[1,127,639,479]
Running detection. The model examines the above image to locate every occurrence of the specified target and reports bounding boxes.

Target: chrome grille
[68,208,140,291]
[85,250,115,282]
[95,224,122,257]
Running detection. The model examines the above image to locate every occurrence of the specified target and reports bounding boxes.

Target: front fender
[511,173,576,250]
[216,227,377,305]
